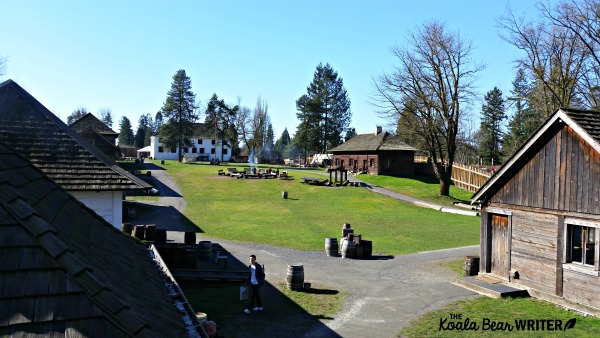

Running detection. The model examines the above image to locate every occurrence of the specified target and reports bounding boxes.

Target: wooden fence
[451,163,493,192]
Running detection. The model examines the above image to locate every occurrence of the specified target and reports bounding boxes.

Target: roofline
[472,108,600,203]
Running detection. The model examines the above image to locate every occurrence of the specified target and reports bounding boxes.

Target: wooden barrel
[196,312,207,324]
[122,223,132,235]
[133,225,145,240]
[198,241,212,260]
[361,240,372,257]
[145,224,156,241]
[343,223,351,229]
[342,228,354,238]
[155,229,167,243]
[353,234,362,245]
[282,190,288,199]
[184,231,196,245]
[355,245,364,258]
[286,264,304,290]
[464,256,480,276]
[325,238,338,257]
[340,238,356,258]
[347,233,354,241]
[184,248,197,269]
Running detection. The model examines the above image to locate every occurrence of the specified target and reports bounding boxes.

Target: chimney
[376,126,382,135]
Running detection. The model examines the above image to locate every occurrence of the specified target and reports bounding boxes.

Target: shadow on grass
[178,253,342,338]
[124,201,200,232]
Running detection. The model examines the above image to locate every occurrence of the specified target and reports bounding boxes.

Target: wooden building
[328,127,417,176]
[69,113,120,159]
[472,108,600,316]
[0,140,205,337]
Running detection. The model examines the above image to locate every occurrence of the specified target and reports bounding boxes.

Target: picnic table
[301,176,326,185]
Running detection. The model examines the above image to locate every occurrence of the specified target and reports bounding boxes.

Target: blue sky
[0,1,546,137]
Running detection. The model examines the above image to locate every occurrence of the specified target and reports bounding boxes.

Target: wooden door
[490,214,509,278]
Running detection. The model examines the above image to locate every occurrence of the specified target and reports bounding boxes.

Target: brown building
[70,113,120,159]
[472,108,600,316]
[328,127,417,176]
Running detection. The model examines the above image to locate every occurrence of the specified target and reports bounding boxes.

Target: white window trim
[563,218,600,271]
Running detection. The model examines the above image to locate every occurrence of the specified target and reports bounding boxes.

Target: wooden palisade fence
[450,163,493,192]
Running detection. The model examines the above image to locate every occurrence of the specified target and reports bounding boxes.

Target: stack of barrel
[123,223,168,243]
[325,223,372,259]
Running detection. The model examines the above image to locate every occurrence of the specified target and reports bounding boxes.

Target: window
[384,159,391,168]
[341,160,345,167]
[223,149,228,155]
[211,148,216,154]
[170,148,176,153]
[198,139,202,144]
[569,225,596,267]
[211,139,216,145]
[158,147,164,153]
[199,148,205,154]
[370,159,375,168]
[184,147,188,153]
[335,158,339,166]
[349,159,353,166]
[192,147,197,153]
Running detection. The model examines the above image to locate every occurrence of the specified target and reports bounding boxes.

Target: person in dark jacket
[244,254,265,314]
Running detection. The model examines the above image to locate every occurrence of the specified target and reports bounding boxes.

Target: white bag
[239,285,249,301]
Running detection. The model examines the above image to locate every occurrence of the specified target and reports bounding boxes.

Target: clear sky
[0,1,546,137]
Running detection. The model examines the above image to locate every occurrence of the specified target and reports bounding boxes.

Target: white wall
[70,191,123,229]
[150,136,232,161]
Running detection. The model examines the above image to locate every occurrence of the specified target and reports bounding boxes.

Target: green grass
[278,282,346,320]
[154,160,479,255]
[356,174,474,207]
[399,297,600,337]
[439,257,466,277]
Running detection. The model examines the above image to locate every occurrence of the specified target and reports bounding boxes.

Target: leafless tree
[0,56,6,78]
[374,20,483,196]
[236,97,270,162]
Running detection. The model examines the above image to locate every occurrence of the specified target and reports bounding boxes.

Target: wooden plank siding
[563,269,600,306]
[507,209,558,294]
[491,126,600,215]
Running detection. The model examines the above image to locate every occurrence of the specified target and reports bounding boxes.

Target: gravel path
[136,164,480,337]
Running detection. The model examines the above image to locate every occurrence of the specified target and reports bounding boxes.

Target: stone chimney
[376,126,382,135]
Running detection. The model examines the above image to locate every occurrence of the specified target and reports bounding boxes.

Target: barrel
[282,190,288,199]
[133,225,146,240]
[342,228,354,238]
[340,238,356,258]
[286,264,305,290]
[343,223,351,229]
[346,233,354,242]
[184,231,196,245]
[353,234,362,245]
[198,241,212,260]
[361,240,372,258]
[196,312,207,324]
[155,229,167,243]
[184,248,198,269]
[464,256,480,276]
[156,245,173,266]
[325,238,338,257]
[145,224,156,241]
[355,245,364,258]
[122,223,132,235]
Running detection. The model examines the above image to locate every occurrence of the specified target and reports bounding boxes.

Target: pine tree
[134,114,153,148]
[158,69,198,160]
[118,116,135,146]
[296,63,351,154]
[478,87,506,165]
[273,128,291,154]
[97,108,113,128]
[67,107,89,125]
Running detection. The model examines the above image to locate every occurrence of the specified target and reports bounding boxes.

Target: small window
[569,225,597,267]
[370,159,375,168]
[198,139,202,144]
[349,159,353,166]
[223,149,228,155]
[211,148,216,154]
[199,148,205,154]
[192,148,197,153]
[158,147,164,153]
[335,158,339,166]
[211,139,216,145]
[184,147,189,153]
[341,160,345,167]
[170,148,176,153]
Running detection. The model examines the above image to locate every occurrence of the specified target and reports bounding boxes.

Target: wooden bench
[226,168,238,176]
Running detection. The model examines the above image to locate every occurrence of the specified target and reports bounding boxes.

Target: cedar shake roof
[0,80,150,191]
[327,131,417,152]
[0,140,201,337]
[472,108,600,203]
[70,113,118,136]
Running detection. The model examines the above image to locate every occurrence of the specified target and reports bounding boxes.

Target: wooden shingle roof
[0,140,201,337]
[0,80,150,191]
[328,131,417,152]
[70,113,118,136]
[472,108,600,203]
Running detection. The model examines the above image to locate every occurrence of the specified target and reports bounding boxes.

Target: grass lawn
[356,174,475,207]
[152,160,479,255]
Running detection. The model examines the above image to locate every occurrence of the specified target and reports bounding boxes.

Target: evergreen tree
[118,116,135,146]
[155,110,164,130]
[158,69,198,160]
[205,93,239,162]
[265,123,275,150]
[296,63,351,154]
[273,128,291,154]
[97,108,113,128]
[67,107,89,125]
[344,128,357,141]
[478,87,506,165]
[134,114,153,148]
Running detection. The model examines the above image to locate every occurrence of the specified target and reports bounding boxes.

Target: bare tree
[374,20,483,196]
[236,97,270,163]
[0,56,6,78]
[97,108,113,128]
[499,6,587,116]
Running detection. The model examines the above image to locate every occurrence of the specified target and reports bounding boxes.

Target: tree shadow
[141,162,165,170]
[143,175,182,197]
[304,288,339,295]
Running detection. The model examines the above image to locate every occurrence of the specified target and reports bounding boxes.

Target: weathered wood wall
[332,151,415,176]
[491,126,600,214]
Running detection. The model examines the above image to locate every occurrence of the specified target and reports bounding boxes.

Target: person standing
[244,254,265,314]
